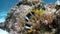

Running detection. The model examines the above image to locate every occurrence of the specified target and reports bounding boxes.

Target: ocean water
[0,0,58,34]
[0,29,9,34]
[0,0,19,22]
[43,0,57,5]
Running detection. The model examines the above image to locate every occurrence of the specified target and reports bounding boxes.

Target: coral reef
[0,0,60,34]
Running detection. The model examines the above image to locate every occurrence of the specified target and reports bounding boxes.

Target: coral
[0,0,60,34]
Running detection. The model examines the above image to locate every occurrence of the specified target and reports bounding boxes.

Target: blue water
[43,0,57,5]
[0,0,19,22]
[0,0,58,34]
